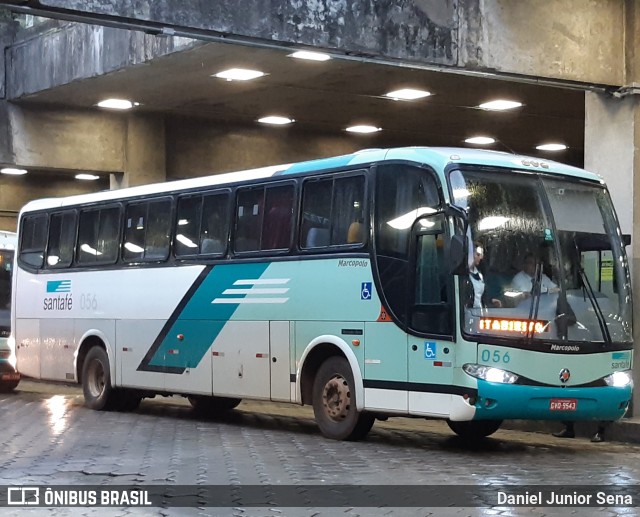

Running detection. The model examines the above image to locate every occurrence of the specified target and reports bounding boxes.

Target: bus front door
[407,335,454,417]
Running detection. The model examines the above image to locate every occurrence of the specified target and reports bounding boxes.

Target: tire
[0,380,19,393]
[447,419,503,439]
[82,346,118,411]
[188,395,242,415]
[312,356,374,441]
[0,362,19,392]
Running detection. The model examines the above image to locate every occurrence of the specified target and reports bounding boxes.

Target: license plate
[550,398,577,411]
[0,373,20,381]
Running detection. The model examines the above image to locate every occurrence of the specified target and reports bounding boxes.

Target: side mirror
[623,234,631,246]
[449,234,467,275]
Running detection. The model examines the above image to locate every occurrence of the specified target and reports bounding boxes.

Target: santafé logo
[46,280,71,293]
[44,280,73,311]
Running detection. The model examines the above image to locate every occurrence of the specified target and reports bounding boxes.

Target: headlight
[604,370,633,388]
[463,363,519,384]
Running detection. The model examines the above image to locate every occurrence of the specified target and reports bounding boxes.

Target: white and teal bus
[0,230,20,391]
[12,147,633,440]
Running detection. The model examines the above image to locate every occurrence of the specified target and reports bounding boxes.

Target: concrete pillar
[584,0,640,416]
[110,114,166,189]
[584,98,639,415]
[584,92,636,235]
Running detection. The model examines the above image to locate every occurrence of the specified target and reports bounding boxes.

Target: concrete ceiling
[17,40,586,167]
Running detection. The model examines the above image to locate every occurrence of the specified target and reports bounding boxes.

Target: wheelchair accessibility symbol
[424,341,437,359]
[361,282,372,300]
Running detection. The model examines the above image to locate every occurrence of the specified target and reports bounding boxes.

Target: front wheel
[447,419,503,439]
[82,346,118,410]
[312,356,374,441]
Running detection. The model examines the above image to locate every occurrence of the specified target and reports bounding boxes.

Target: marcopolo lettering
[338,259,368,267]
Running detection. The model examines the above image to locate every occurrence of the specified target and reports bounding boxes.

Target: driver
[511,253,558,294]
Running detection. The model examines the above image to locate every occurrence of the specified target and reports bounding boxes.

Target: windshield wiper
[525,263,543,342]
[578,266,611,343]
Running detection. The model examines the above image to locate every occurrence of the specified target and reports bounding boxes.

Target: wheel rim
[87,358,105,399]
[322,373,351,422]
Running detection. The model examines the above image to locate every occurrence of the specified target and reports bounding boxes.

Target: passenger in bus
[553,421,608,442]
[511,253,558,294]
[467,243,502,309]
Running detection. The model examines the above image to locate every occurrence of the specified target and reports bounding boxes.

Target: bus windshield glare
[450,168,632,345]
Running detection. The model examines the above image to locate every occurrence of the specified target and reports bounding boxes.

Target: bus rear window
[19,214,48,268]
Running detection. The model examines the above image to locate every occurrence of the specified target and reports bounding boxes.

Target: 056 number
[80,293,98,310]
[481,349,510,364]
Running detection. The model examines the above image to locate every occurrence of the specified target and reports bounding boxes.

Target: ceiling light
[96,99,137,110]
[213,68,265,81]
[258,116,295,125]
[478,100,523,111]
[384,88,431,101]
[465,136,495,145]
[346,125,382,134]
[1,167,28,175]
[536,143,567,151]
[75,174,100,180]
[288,50,331,61]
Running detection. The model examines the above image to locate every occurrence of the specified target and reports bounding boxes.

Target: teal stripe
[148,262,270,369]
[280,155,356,174]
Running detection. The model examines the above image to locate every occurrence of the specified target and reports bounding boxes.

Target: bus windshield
[450,168,632,346]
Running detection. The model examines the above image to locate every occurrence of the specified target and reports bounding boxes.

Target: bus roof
[20,147,602,213]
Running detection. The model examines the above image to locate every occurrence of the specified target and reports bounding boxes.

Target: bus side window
[332,176,365,245]
[300,174,365,248]
[46,211,77,268]
[123,203,146,261]
[262,185,293,250]
[300,179,332,249]
[144,199,172,261]
[200,192,229,256]
[77,206,120,265]
[175,196,202,256]
[234,188,263,253]
[19,213,48,268]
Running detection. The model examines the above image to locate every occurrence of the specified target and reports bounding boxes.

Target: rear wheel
[82,346,118,410]
[0,364,19,392]
[0,380,19,393]
[312,356,374,441]
[447,419,503,439]
[188,395,242,415]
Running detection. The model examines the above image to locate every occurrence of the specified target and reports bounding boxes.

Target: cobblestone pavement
[1,380,639,517]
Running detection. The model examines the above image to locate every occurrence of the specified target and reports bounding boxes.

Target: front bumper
[472,379,631,421]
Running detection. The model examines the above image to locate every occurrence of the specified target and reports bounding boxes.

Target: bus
[12,147,633,440]
[0,230,20,391]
